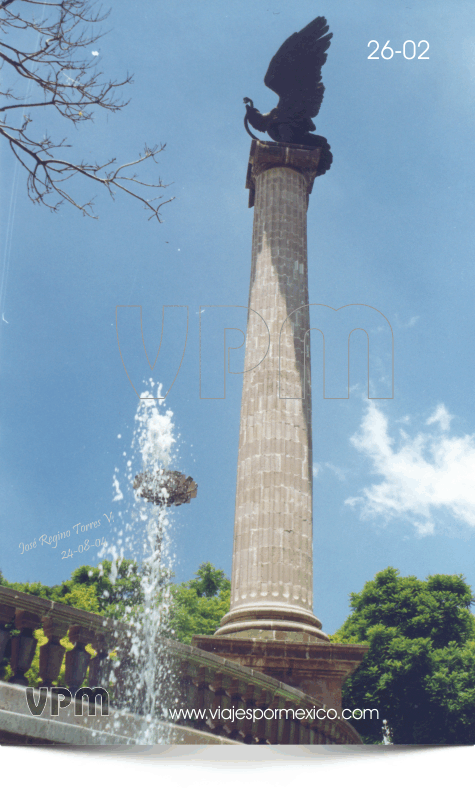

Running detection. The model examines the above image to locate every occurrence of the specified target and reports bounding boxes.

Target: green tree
[167,562,231,644]
[332,567,475,744]
[3,559,144,619]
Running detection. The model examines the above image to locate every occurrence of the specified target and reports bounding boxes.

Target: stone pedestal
[192,635,368,713]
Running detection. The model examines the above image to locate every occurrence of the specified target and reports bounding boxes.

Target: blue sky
[1,0,475,636]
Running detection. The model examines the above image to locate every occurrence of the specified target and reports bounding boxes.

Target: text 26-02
[368,41,429,59]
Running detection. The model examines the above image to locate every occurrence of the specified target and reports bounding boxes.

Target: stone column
[216,141,328,642]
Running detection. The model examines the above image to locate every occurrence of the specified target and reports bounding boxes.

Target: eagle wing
[264,16,332,120]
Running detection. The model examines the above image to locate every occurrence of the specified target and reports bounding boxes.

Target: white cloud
[394,313,419,329]
[413,520,435,536]
[426,403,454,432]
[313,463,321,478]
[345,402,475,534]
[325,462,347,481]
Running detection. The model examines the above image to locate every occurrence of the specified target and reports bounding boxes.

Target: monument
[193,16,367,715]
[0,16,367,747]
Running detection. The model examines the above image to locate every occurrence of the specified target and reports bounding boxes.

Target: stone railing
[168,641,362,745]
[0,585,363,744]
[0,584,119,694]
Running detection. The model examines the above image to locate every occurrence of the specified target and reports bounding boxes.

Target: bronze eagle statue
[243,16,333,173]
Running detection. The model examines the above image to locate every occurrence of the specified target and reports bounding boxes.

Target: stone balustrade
[169,640,362,744]
[0,584,363,744]
[0,584,121,694]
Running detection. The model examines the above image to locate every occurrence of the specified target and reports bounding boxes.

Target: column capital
[245,140,322,207]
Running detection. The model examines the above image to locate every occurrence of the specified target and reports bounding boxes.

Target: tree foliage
[332,567,475,744]
[0,0,172,218]
[168,562,231,644]
[2,558,143,619]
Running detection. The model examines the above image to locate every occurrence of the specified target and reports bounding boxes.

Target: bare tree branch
[0,0,173,220]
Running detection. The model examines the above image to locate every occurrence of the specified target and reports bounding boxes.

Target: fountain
[0,387,366,747]
[100,379,197,743]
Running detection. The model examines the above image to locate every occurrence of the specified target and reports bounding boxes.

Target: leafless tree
[0,0,173,219]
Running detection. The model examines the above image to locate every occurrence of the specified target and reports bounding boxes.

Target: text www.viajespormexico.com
[166,706,379,723]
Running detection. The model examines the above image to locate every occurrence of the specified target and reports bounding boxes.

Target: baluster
[176,659,194,711]
[88,632,111,689]
[265,695,280,744]
[279,698,293,744]
[239,683,256,744]
[207,671,225,732]
[64,625,94,695]
[193,666,207,714]
[39,616,69,687]
[107,631,134,709]
[0,604,15,672]
[253,687,269,744]
[154,641,176,712]
[221,678,241,740]
[10,609,41,685]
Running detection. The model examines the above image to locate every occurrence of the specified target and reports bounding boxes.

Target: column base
[216,604,329,643]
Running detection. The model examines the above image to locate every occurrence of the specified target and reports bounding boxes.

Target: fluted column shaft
[217,141,328,641]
